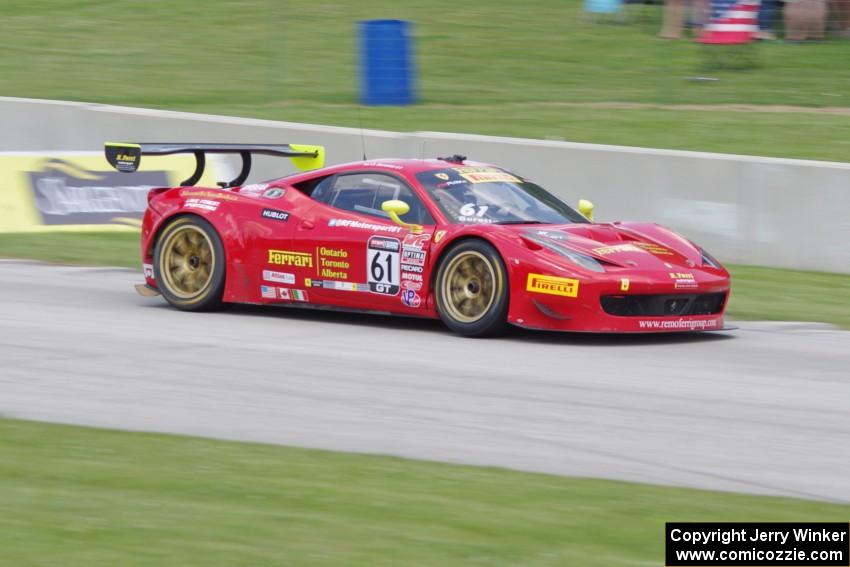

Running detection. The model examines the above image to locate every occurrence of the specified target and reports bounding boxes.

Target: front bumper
[507,268,730,333]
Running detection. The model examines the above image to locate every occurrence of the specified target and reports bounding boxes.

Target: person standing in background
[756,0,779,38]
[785,0,827,40]
[829,0,850,36]
[660,0,687,37]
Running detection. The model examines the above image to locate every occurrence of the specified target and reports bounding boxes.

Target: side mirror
[578,199,594,222]
[381,200,423,234]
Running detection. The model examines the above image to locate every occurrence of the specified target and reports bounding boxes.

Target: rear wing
[104,142,325,188]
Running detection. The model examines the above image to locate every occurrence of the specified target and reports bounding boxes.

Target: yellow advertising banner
[0,152,219,233]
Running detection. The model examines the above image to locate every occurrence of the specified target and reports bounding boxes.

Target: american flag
[698,0,760,44]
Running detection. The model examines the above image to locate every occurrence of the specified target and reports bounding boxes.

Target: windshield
[416,166,588,225]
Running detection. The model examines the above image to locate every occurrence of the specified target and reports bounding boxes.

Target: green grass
[1,0,848,161]
[1,231,849,328]
[728,264,850,328]
[0,418,848,567]
[0,231,139,268]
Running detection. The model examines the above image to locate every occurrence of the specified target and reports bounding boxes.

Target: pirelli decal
[527,273,579,298]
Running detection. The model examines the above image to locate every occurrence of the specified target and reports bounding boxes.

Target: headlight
[700,247,721,269]
[523,233,606,273]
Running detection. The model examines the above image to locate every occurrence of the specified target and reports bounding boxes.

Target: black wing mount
[104,142,325,188]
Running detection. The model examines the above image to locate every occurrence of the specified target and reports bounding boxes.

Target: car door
[289,171,436,313]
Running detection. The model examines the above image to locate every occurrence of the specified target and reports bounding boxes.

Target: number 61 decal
[367,236,401,295]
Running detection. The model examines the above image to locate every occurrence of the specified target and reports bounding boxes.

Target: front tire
[153,215,225,311]
[435,239,509,337]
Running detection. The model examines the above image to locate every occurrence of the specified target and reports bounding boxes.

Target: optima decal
[526,273,579,298]
[268,249,313,268]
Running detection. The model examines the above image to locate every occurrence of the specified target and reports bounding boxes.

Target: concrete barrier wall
[3,96,849,273]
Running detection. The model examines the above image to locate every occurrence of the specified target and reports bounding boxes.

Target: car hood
[508,222,704,271]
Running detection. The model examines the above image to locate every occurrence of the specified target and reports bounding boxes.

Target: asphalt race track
[1,260,848,503]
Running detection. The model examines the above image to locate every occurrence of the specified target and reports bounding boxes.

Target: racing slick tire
[153,215,226,312]
[435,239,509,337]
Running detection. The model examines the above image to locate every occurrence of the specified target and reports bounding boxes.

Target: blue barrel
[584,0,623,13]
[359,20,416,106]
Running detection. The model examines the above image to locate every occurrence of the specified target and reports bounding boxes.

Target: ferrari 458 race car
[105,142,730,337]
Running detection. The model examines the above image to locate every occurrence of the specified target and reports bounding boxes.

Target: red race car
[106,142,730,337]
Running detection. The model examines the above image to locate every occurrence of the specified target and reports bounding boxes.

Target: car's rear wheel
[435,239,509,337]
[154,215,225,311]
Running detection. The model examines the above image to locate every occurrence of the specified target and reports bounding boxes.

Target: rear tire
[153,215,225,311]
[434,239,509,337]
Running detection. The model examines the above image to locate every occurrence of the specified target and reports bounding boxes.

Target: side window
[325,173,434,225]
[293,175,335,200]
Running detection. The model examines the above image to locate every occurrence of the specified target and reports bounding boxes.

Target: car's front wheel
[153,215,225,311]
[435,239,509,337]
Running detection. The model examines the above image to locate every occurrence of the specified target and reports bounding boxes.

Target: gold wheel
[441,251,498,323]
[158,222,215,301]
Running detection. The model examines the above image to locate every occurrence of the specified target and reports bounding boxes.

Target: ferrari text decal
[367,236,401,295]
[268,249,313,268]
[526,273,579,298]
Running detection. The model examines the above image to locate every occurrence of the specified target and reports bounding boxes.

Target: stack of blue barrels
[359,19,416,106]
